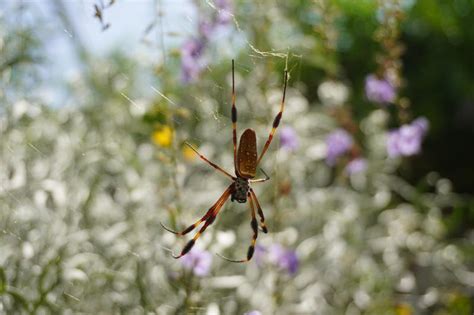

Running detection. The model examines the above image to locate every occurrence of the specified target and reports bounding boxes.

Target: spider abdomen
[237,129,257,179]
[232,177,249,203]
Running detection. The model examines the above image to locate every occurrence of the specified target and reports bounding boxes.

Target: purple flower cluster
[255,244,299,275]
[386,117,429,158]
[269,244,299,275]
[180,248,212,276]
[280,126,299,151]
[365,74,396,104]
[325,129,353,166]
[244,311,262,315]
[345,157,367,175]
[214,0,233,25]
[181,38,207,83]
[181,0,233,83]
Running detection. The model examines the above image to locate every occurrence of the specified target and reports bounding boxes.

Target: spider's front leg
[218,191,259,263]
[246,194,259,260]
[250,188,268,233]
[164,184,233,259]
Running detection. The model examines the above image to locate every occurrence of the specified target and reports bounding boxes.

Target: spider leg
[255,69,289,168]
[185,142,235,180]
[161,184,233,236]
[171,184,233,259]
[250,188,268,233]
[217,191,259,263]
[231,59,239,175]
[249,168,270,184]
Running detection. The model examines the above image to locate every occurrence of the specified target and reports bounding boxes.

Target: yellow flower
[152,125,173,148]
[182,144,196,161]
[395,303,412,315]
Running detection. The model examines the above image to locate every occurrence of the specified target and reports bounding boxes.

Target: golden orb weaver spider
[161,60,288,263]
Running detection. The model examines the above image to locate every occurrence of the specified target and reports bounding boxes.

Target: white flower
[317,80,350,106]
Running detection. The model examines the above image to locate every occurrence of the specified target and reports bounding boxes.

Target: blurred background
[1,0,474,314]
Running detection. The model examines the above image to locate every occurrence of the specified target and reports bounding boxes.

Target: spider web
[0,1,303,313]
[145,0,298,207]
[6,3,468,315]
[139,3,302,313]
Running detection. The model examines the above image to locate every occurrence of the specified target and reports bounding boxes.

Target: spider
[161,60,288,263]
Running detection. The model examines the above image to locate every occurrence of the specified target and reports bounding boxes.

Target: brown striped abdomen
[237,129,257,179]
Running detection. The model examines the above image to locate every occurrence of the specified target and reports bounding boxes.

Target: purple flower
[412,117,429,134]
[180,248,212,276]
[215,0,233,25]
[180,1,233,83]
[181,38,206,83]
[198,21,215,39]
[325,129,353,166]
[244,311,262,315]
[365,74,396,104]
[268,244,299,275]
[346,158,367,175]
[198,1,233,38]
[387,117,429,158]
[387,127,420,157]
[280,126,299,151]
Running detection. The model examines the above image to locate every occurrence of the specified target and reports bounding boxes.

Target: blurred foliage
[1,0,474,314]
[403,0,474,195]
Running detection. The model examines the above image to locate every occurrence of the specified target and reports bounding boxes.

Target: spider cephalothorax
[161,60,288,262]
[232,177,249,203]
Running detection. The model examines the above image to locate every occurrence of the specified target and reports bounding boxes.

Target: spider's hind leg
[255,69,289,168]
[231,59,239,175]
[184,142,235,180]
[249,168,270,184]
